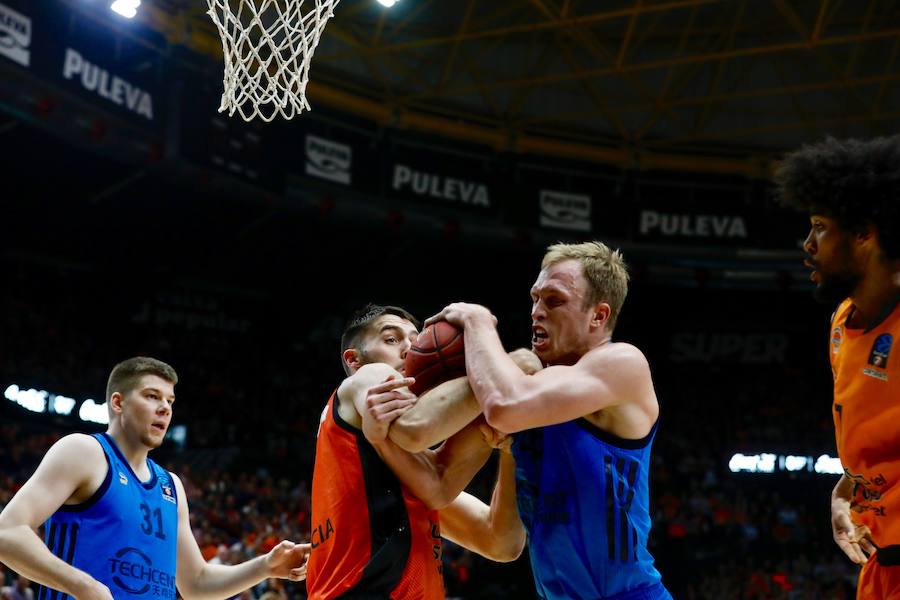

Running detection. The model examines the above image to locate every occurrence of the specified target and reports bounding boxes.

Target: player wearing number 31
[425,242,672,600]
[0,357,310,600]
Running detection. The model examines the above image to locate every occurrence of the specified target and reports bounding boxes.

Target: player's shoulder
[583,341,649,372]
[49,432,104,460]
[165,471,191,513]
[37,433,106,481]
[168,471,186,498]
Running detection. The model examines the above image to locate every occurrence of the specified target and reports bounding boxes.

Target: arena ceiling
[137,0,900,171]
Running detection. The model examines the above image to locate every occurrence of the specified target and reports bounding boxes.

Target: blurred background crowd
[0,248,856,599]
[5,1,897,598]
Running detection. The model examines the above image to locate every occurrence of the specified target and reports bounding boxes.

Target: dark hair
[774,135,900,259]
[340,304,419,375]
[106,356,178,403]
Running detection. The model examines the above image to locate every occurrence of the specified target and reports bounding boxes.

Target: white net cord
[207,0,340,122]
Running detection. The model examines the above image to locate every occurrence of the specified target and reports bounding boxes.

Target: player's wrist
[67,569,99,598]
[463,308,496,329]
[831,496,851,512]
[262,548,281,577]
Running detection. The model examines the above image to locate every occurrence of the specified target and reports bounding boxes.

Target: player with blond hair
[398,241,672,599]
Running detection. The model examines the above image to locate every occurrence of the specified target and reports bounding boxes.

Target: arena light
[166,424,188,449]
[728,453,776,474]
[376,0,400,7]
[814,454,844,475]
[79,399,110,425]
[110,0,140,18]
[6,382,104,422]
[5,384,47,414]
[783,455,809,472]
[728,452,844,475]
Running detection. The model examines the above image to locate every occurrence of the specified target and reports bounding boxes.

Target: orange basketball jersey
[830,298,900,561]
[307,391,444,600]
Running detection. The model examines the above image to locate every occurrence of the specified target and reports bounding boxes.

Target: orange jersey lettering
[830,299,900,548]
[307,391,444,600]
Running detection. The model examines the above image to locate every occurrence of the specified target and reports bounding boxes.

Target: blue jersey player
[427,241,671,600]
[0,357,309,600]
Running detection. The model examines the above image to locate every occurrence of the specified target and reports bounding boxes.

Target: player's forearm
[460,315,529,422]
[373,423,492,510]
[183,555,269,600]
[390,377,481,452]
[431,422,493,504]
[832,473,853,506]
[487,452,526,561]
[370,439,451,508]
[0,525,94,596]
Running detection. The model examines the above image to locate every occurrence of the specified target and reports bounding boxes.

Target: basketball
[404,321,466,395]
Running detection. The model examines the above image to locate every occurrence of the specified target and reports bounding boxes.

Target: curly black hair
[774,135,900,259]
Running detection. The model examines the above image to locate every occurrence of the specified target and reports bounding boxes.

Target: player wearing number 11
[0,357,310,600]
[423,242,672,600]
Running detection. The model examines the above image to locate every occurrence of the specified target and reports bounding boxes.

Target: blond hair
[542,241,629,332]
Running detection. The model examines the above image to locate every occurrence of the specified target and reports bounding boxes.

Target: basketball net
[206,0,340,122]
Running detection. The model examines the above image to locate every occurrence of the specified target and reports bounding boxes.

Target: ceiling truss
[125,0,900,172]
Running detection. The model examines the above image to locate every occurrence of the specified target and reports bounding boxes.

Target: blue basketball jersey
[512,418,670,600]
[37,433,179,600]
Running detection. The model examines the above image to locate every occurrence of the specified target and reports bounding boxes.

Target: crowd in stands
[1,266,862,599]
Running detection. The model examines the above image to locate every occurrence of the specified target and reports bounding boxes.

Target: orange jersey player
[777,135,900,599]
[309,388,444,600]
[306,304,537,600]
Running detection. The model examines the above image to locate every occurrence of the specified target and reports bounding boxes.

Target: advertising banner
[385,143,499,212]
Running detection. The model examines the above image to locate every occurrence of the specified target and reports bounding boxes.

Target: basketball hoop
[206,0,341,122]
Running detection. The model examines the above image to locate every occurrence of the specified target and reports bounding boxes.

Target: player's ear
[856,223,879,248]
[342,348,362,372]
[590,302,611,331]
[109,392,125,415]
[853,223,880,262]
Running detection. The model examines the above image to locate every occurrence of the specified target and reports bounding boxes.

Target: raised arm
[427,305,651,433]
[337,362,480,453]
[173,474,309,600]
[390,376,481,453]
[439,430,526,562]
[0,435,114,600]
[389,349,543,452]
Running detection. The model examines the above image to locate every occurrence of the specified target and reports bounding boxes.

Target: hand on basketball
[831,500,876,564]
[479,423,513,454]
[425,303,496,330]
[265,540,311,581]
[362,375,418,442]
